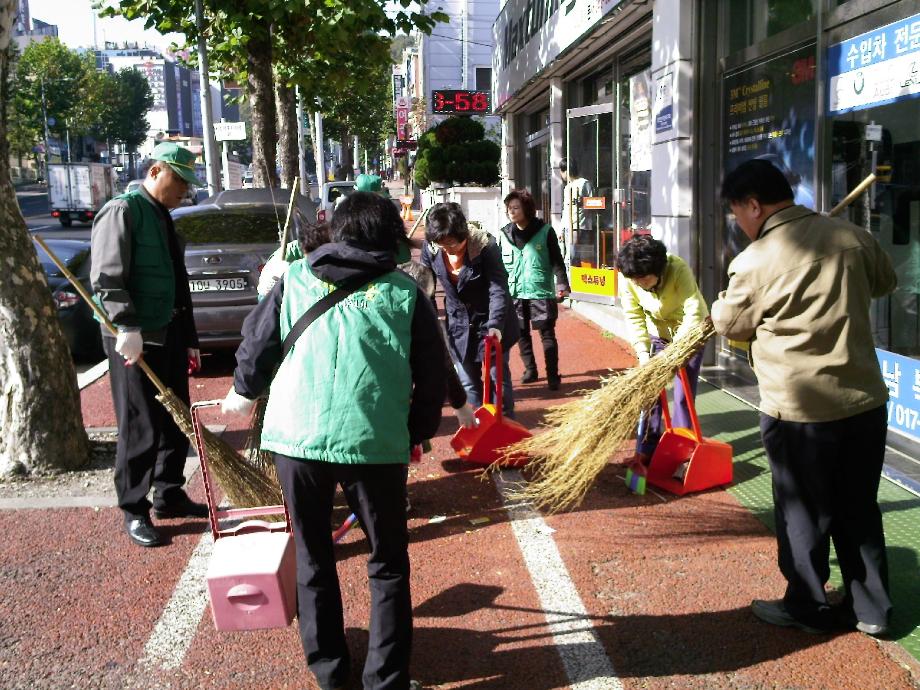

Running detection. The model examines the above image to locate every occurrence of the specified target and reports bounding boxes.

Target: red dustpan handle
[677,368,704,442]
[481,335,503,422]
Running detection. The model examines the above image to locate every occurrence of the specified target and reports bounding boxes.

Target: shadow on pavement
[399,582,834,688]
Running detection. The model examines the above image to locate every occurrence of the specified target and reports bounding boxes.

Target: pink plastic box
[206,527,296,631]
[190,401,298,632]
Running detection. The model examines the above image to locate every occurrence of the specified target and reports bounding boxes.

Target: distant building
[400,0,500,138]
[95,43,238,158]
[13,0,59,51]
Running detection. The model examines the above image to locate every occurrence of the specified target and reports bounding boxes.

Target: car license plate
[189,277,247,292]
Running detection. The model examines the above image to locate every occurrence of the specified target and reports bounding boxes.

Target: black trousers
[104,322,190,519]
[761,404,892,629]
[515,299,558,379]
[274,454,412,690]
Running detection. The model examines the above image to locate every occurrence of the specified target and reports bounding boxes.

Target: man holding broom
[711,159,897,637]
[90,142,209,548]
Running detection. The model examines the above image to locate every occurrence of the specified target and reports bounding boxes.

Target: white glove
[115,329,143,364]
[257,256,287,298]
[221,386,256,416]
[455,403,479,429]
[637,350,651,366]
[487,327,502,342]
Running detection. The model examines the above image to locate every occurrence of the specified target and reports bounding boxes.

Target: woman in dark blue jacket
[421,202,520,417]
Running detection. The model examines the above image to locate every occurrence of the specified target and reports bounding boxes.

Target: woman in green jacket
[617,235,709,464]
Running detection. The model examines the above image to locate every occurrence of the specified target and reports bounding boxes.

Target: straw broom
[494,172,879,514]
[34,235,282,508]
[495,319,715,513]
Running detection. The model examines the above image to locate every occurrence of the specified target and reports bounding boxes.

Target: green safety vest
[495,223,556,299]
[260,260,417,464]
[94,190,176,331]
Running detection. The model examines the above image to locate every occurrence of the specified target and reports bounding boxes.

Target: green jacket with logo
[260,260,418,463]
[494,223,556,299]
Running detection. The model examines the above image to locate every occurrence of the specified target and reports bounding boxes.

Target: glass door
[616,52,653,248]
[566,104,616,303]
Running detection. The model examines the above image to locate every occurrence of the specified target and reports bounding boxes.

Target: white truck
[48,163,115,227]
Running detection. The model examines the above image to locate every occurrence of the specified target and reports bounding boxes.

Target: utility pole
[314,112,325,186]
[194,0,221,195]
[295,86,308,197]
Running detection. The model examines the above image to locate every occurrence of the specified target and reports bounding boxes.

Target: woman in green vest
[222,192,446,690]
[497,189,571,390]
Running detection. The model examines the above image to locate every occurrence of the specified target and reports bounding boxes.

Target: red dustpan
[451,335,531,467]
[646,368,733,495]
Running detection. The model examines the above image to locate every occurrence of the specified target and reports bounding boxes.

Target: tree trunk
[247,32,277,189]
[273,74,297,190]
[0,12,90,476]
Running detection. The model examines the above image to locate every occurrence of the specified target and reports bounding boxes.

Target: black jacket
[421,228,520,363]
[233,241,446,445]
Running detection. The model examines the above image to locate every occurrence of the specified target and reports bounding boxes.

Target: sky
[27,0,185,52]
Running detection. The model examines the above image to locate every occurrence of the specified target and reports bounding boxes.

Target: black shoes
[521,368,538,384]
[153,496,210,520]
[856,620,889,637]
[547,375,561,391]
[125,516,163,547]
[750,599,829,634]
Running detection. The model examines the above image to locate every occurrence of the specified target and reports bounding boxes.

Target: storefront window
[567,112,614,269]
[724,0,817,55]
[827,11,920,358]
[831,103,920,356]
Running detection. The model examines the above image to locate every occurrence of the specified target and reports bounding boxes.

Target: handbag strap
[281,272,382,359]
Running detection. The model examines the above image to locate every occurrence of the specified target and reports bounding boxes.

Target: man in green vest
[91,142,208,548]
[222,192,446,690]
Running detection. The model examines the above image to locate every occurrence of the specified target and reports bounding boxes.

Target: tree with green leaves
[1,2,91,476]
[12,38,94,167]
[92,68,153,178]
[100,0,447,188]
[414,116,501,189]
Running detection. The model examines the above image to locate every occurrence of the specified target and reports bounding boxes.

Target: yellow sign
[570,266,617,297]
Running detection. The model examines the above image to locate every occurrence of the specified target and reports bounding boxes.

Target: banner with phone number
[877,348,920,442]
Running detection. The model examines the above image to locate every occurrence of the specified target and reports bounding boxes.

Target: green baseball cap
[150,142,206,187]
[355,173,382,193]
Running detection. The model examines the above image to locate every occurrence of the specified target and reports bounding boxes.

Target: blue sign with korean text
[877,348,920,443]
[828,13,920,113]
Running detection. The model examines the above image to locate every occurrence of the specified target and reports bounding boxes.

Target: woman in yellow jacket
[617,235,709,464]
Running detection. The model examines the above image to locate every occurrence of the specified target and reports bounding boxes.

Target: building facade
[493,0,920,446]
[401,0,502,137]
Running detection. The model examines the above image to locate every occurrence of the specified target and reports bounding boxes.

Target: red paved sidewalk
[1,307,917,689]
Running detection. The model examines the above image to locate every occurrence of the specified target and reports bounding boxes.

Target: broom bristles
[157,390,283,508]
[494,320,715,513]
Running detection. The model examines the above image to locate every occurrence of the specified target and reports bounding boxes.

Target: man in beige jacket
[711,159,897,637]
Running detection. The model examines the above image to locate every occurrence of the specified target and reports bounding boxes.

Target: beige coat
[711,205,897,422]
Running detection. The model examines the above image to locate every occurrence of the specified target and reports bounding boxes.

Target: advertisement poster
[721,44,817,281]
[630,69,653,172]
[655,72,673,133]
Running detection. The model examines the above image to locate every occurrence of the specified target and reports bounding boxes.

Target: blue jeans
[635,336,703,456]
[454,349,515,418]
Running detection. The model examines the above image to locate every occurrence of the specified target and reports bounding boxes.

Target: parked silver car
[171,188,318,348]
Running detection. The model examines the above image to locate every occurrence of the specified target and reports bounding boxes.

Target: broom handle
[828,172,875,217]
[407,205,430,241]
[279,176,300,252]
[33,234,169,396]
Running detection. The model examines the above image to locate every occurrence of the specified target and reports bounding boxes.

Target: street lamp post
[39,76,50,182]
